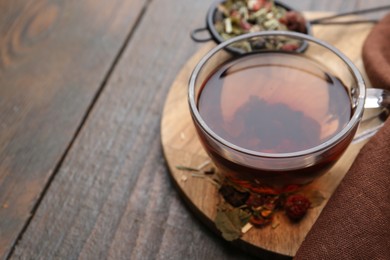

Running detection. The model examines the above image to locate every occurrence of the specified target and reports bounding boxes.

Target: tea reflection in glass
[189,32,366,188]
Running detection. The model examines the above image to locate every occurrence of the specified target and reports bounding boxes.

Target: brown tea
[197,52,352,154]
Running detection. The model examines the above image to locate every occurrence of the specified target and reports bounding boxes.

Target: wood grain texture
[0,0,148,258]
[10,0,258,259]
[160,14,375,256]
[3,0,388,259]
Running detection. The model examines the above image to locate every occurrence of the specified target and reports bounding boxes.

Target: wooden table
[0,1,388,259]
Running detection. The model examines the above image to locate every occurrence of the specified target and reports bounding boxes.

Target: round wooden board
[161,13,374,258]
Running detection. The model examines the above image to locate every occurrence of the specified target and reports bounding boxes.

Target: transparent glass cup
[188,31,389,189]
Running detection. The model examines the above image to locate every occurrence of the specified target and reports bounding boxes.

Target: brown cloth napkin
[295,13,390,260]
[362,13,390,89]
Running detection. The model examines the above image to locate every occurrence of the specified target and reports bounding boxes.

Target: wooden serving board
[161,13,374,258]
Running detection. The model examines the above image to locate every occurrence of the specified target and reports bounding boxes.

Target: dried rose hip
[284,194,311,221]
[279,11,307,33]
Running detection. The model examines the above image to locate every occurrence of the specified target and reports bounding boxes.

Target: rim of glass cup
[188,31,366,158]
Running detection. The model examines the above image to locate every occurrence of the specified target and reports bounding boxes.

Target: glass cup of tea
[188,31,389,189]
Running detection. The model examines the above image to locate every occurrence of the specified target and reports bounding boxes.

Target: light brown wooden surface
[0,0,388,259]
[161,13,375,258]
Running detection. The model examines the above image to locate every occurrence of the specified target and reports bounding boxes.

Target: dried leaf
[215,207,251,241]
[215,210,241,241]
[302,190,326,208]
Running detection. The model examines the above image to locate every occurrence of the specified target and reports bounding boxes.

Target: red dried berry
[284,194,311,221]
[280,11,307,33]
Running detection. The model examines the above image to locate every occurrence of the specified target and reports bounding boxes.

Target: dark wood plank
[10,0,258,258]
[0,0,148,258]
[9,0,388,259]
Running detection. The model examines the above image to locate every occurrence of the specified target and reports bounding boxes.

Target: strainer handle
[190,27,212,43]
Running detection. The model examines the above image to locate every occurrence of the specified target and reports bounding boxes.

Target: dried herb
[176,162,222,188]
[214,0,306,51]
[279,10,307,33]
[284,194,311,221]
[215,206,251,241]
[176,161,214,174]
[176,165,200,172]
[215,0,307,37]
[215,178,326,238]
[219,184,250,207]
[204,167,216,175]
[176,162,325,241]
[241,222,253,233]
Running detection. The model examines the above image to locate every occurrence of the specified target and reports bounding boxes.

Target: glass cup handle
[353,88,390,143]
[364,88,390,109]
